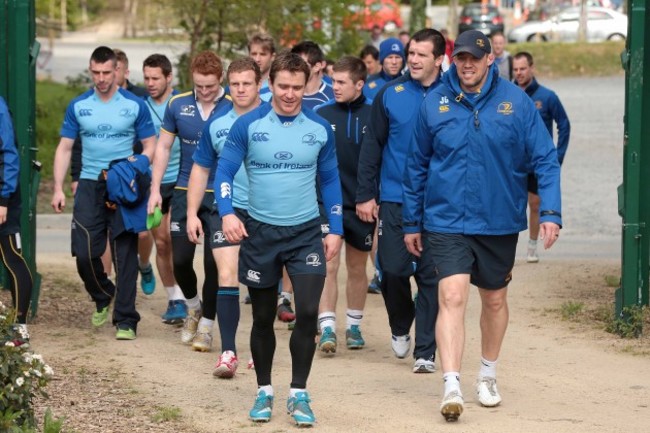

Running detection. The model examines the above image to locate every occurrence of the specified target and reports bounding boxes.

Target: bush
[0,302,54,429]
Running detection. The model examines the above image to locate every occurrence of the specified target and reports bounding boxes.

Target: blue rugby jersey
[301,79,334,110]
[194,104,253,208]
[146,91,181,184]
[160,90,231,188]
[215,104,343,233]
[60,88,155,180]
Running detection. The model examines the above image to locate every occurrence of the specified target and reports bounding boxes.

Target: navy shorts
[170,188,216,239]
[377,202,417,277]
[160,182,175,215]
[320,206,374,252]
[527,173,538,194]
[422,231,518,290]
[209,207,249,249]
[239,217,325,288]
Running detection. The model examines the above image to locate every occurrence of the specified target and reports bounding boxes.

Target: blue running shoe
[139,263,156,295]
[287,391,315,426]
[318,326,337,353]
[249,390,274,422]
[161,300,188,324]
[346,325,365,349]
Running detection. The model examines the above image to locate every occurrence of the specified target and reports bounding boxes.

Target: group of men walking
[45,26,568,425]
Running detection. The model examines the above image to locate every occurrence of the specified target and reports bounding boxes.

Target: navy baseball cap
[452,30,492,58]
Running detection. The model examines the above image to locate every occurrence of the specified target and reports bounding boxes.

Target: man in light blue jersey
[290,41,334,110]
[51,46,156,340]
[248,33,276,102]
[187,57,263,379]
[215,52,343,427]
[148,51,232,352]
[142,54,187,324]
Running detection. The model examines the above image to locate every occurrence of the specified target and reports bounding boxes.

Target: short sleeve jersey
[220,104,337,226]
[60,88,155,180]
[145,91,181,185]
[194,105,252,208]
[301,80,334,110]
[160,90,232,188]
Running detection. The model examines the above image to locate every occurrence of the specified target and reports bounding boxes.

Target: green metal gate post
[0,0,42,315]
[617,0,650,320]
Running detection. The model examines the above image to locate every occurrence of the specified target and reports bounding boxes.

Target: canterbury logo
[251,132,270,142]
[220,182,231,198]
[476,39,485,48]
[78,109,92,117]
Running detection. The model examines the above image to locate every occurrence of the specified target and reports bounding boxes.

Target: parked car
[508,6,627,42]
[458,3,505,36]
[348,0,404,32]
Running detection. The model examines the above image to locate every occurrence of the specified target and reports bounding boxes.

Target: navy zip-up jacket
[0,97,19,207]
[356,72,441,205]
[363,70,402,100]
[314,94,373,209]
[520,78,571,165]
[403,64,562,235]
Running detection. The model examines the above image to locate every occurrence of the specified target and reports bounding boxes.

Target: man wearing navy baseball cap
[403,28,562,421]
[363,37,405,99]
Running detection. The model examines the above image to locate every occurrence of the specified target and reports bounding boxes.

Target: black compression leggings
[249,274,325,389]
[0,234,33,324]
[171,235,218,319]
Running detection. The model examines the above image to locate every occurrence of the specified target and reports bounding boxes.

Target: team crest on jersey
[497,102,514,115]
[180,105,196,116]
[213,231,226,244]
[535,100,543,110]
[369,81,377,89]
[302,133,319,146]
[394,84,405,93]
[119,108,135,118]
[246,269,261,283]
[306,253,322,267]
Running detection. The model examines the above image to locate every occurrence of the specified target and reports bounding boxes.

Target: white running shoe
[391,334,411,359]
[191,325,213,352]
[413,356,436,373]
[180,308,201,345]
[440,390,464,422]
[476,377,502,407]
[527,247,539,263]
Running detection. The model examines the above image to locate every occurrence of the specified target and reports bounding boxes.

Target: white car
[508,7,627,42]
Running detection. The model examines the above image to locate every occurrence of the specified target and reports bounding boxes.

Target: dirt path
[25,255,649,433]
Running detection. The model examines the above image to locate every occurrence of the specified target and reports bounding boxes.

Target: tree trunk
[578,0,588,42]
[448,0,459,39]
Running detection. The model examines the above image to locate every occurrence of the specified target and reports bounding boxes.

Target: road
[36,75,625,261]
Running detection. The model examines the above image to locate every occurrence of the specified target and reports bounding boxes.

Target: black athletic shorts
[527,173,538,194]
[377,202,417,277]
[319,206,374,252]
[160,182,175,215]
[239,217,325,288]
[170,188,216,239]
[422,231,518,290]
[209,207,249,249]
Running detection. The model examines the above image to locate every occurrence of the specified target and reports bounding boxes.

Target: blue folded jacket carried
[106,154,151,233]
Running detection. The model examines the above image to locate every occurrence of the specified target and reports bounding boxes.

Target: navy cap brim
[452,46,488,58]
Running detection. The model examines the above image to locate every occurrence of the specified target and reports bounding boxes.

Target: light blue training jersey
[60,88,155,180]
[260,79,272,102]
[145,91,181,184]
[217,104,339,227]
[194,104,252,209]
[161,90,232,188]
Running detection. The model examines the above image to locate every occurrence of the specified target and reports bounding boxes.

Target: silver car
[508,7,627,42]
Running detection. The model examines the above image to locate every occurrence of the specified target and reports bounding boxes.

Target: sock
[138,256,149,269]
[217,286,240,353]
[278,291,292,306]
[346,309,363,328]
[197,317,214,331]
[443,372,461,396]
[258,385,273,396]
[290,387,306,398]
[479,357,497,379]
[172,285,185,301]
[528,239,538,250]
[186,295,201,311]
[165,286,176,299]
[318,312,336,331]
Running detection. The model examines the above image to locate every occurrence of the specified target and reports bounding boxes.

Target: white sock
[258,385,273,396]
[198,317,214,331]
[346,309,363,328]
[443,372,461,396]
[278,291,292,305]
[528,239,538,250]
[172,285,185,300]
[165,286,176,298]
[479,357,497,379]
[290,387,306,398]
[318,312,336,331]
[186,295,201,311]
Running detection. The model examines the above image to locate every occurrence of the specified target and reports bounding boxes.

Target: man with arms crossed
[403,30,562,421]
[216,52,343,426]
